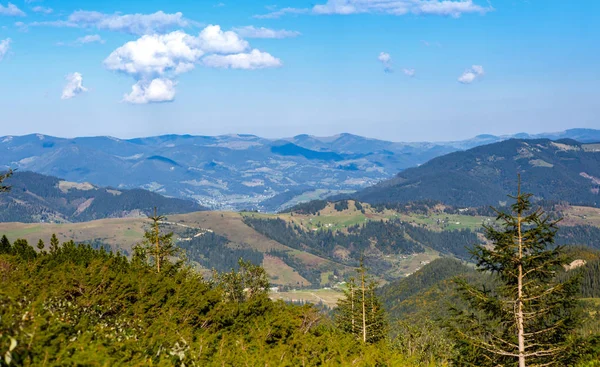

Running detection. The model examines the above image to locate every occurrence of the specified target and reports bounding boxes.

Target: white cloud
[58,34,105,46]
[258,0,491,18]
[378,52,393,73]
[32,6,52,14]
[403,68,415,77]
[232,26,301,39]
[29,10,192,35]
[194,25,248,53]
[202,49,282,69]
[254,7,309,19]
[104,31,205,76]
[123,78,176,104]
[74,34,105,45]
[0,38,10,61]
[61,72,88,100]
[105,26,281,103]
[458,65,484,84]
[0,3,25,16]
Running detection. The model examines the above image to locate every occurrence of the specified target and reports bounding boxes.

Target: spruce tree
[134,208,179,273]
[37,239,45,251]
[50,234,60,252]
[449,180,581,366]
[335,258,387,344]
[0,235,11,254]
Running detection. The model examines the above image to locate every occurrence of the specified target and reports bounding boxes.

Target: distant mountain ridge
[1,128,598,211]
[0,171,205,223]
[353,138,600,208]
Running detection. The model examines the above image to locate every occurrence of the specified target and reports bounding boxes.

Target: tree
[449,180,581,366]
[37,239,45,251]
[50,234,60,253]
[335,258,387,344]
[0,235,11,254]
[0,169,12,193]
[134,208,179,273]
[214,258,270,303]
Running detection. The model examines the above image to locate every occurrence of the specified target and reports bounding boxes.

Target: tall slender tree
[335,257,387,344]
[449,180,581,366]
[134,208,179,273]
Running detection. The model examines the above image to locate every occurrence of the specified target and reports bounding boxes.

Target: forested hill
[354,138,600,208]
[0,171,205,223]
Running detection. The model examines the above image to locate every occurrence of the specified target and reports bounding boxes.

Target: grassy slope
[1,203,598,288]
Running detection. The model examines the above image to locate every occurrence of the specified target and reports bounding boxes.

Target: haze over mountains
[1,128,599,211]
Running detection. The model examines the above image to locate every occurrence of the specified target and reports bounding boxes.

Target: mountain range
[1,128,599,211]
[354,138,600,208]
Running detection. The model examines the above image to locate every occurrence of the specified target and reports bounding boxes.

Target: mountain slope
[0,171,205,223]
[2,129,598,212]
[354,139,600,207]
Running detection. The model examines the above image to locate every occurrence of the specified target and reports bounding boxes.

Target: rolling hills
[2,128,598,211]
[2,200,600,288]
[0,171,205,223]
[354,138,600,208]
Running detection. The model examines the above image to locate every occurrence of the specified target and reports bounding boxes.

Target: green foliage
[449,185,582,366]
[0,238,412,366]
[176,230,264,272]
[213,258,270,303]
[133,209,180,273]
[334,200,349,212]
[335,260,387,344]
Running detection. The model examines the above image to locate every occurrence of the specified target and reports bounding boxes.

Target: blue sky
[0,0,598,141]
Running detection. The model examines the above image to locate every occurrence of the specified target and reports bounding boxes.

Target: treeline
[176,230,264,272]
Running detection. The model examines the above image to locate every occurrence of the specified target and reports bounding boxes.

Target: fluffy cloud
[232,26,301,39]
[403,68,415,77]
[378,52,393,73]
[105,25,281,103]
[29,10,191,35]
[0,38,10,61]
[32,6,52,14]
[194,25,248,53]
[458,65,484,84]
[104,31,204,76]
[202,49,283,69]
[258,0,491,18]
[61,72,88,100]
[123,78,176,104]
[0,3,25,16]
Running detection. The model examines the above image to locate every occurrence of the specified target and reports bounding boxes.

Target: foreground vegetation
[1,172,600,366]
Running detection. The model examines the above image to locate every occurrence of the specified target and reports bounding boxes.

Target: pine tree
[134,208,179,273]
[335,258,387,344]
[335,276,358,336]
[0,235,11,254]
[449,180,581,366]
[37,239,45,251]
[50,234,60,252]
[0,169,12,193]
